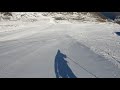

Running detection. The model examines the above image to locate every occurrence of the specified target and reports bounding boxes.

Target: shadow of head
[56,49,67,58]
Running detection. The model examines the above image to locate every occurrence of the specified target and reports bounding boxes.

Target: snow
[0,12,106,32]
[0,12,120,78]
[66,22,120,67]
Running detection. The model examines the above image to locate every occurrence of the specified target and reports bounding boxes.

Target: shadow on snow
[54,49,77,78]
[115,32,120,36]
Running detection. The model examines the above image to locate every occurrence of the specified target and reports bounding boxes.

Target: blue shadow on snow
[54,49,77,78]
[115,32,120,36]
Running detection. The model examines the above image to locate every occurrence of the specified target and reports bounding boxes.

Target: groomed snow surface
[0,13,120,78]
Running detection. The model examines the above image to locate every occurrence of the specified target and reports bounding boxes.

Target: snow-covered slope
[0,12,43,21]
[0,21,120,78]
[0,12,108,32]
[66,22,120,67]
[42,12,106,23]
[0,12,120,78]
[0,12,107,22]
[0,12,52,32]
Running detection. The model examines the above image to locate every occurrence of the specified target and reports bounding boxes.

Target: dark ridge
[101,12,120,20]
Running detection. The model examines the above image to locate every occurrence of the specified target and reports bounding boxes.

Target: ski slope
[0,16,120,78]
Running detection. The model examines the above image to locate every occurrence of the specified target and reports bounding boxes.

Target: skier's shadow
[54,50,77,78]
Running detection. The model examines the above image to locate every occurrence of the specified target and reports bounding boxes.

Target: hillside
[0,12,107,22]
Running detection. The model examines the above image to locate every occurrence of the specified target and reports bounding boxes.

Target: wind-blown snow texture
[0,12,120,78]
